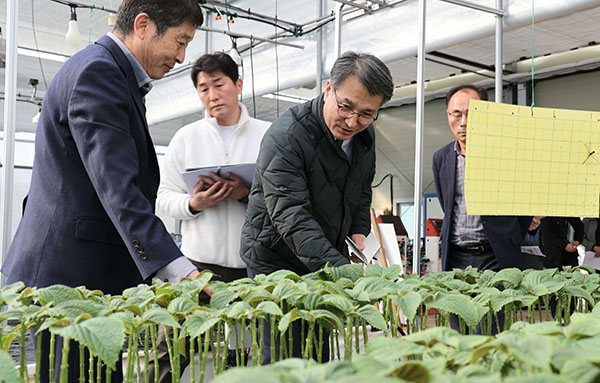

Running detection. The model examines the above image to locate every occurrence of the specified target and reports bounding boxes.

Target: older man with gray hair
[240,51,394,363]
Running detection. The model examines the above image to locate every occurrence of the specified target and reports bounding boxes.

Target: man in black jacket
[240,51,393,363]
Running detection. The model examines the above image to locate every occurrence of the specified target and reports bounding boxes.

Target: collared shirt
[106,32,153,97]
[449,140,488,246]
[106,32,195,282]
[335,137,353,162]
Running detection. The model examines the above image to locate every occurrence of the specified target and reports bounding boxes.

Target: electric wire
[30,0,48,91]
[274,0,280,117]
[530,0,535,112]
[250,37,257,118]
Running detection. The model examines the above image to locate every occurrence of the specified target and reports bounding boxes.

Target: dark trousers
[447,246,504,335]
[145,261,247,383]
[31,328,123,383]
[246,266,330,364]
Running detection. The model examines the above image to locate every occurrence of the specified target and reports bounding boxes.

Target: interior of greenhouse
[1,1,600,382]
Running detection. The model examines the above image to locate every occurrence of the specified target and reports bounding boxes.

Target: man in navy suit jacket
[2,1,205,381]
[432,84,539,273]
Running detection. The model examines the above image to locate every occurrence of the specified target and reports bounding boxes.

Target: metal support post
[412,0,426,275]
[495,0,503,102]
[1,0,19,287]
[334,2,343,58]
[316,0,324,94]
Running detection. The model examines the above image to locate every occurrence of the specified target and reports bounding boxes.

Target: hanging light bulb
[66,6,82,46]
[228,39,242,66]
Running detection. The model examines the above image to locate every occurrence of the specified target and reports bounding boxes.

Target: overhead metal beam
[199,27,305,49]
[425,56,497,79]
[332,0,372,12]
[428,51,512,74]
[438,0,505,16]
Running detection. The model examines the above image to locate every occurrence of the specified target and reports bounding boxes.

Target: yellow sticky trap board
[465,100,600,217]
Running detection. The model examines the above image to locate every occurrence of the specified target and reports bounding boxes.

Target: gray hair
[330,51,394,106]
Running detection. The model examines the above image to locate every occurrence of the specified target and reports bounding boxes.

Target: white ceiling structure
[2,0,600,197]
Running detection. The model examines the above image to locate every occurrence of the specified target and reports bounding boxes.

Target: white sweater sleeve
[157,132,201,220]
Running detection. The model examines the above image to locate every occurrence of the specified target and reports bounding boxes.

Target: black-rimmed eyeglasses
[334,90,378,125]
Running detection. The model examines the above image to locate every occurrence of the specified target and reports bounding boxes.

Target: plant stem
[164,327,175,382]
[258,319,264,364]
[35,332,42,383]
[144,329,150,383]
[88,353,94,383]
[354,317,360,355]
[250,320,258,366]
[270,316,276,364]
[19,325,27,383]
[150,325,159,383]
[220,322,231,372]
[234,322,240,366]
[59,337,70,383]
[362,318,369,346]
[189,333,195,383]
[199,333,210,383]
[49,332,56,383]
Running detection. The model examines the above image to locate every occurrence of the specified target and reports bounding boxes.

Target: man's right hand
[564,242,578,253]
[185,269,215,296]
[189,173,233,213]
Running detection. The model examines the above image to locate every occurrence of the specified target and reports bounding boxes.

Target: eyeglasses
[448,111,468,121]
[334,91,378,125]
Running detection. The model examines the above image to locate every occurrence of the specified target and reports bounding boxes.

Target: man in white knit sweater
[151,52,269,381]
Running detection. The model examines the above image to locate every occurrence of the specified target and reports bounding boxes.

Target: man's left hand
[351,233,366,250]
[529,216,544,231]
[224,172,250,200]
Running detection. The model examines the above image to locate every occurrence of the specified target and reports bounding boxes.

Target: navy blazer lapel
[444,143,457,215]
[95,35,148,129]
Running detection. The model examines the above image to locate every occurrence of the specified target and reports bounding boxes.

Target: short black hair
[115,0,204,37]
[330,51,394,106]
[446,84,488,106]
[190,52,239,88]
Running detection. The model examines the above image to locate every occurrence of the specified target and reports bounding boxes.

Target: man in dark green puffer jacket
[240,51,394,363]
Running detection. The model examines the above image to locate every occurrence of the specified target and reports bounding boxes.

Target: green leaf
[37,284,82,305]
[560,358,600,383]
[427,293,484,329]
[272,280,306,301]
[142,307,180,328]
[390,291,422,322]
[564,313,600,340]
[278,309,301,333]
[0,282,25,306]
[185,312,220,339]
[563,286,594,306]
[0,332,17,352]
[488,268,523,288]
[353,277,399,300]
[356,304,387,330]
[46,300,98,320]
[311,309,344,330]
[168,297,198,316]
[334,264,365,282]
[209,288,238,309]
[389,361,431,383]
[365,336,427,361]
[52,317,125,369]
[0,350,20,383]
[255,301,283,317]
[267,269,302,282]
[318,295,355,313]
[226,301,253,319]
[244,288,274,304]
